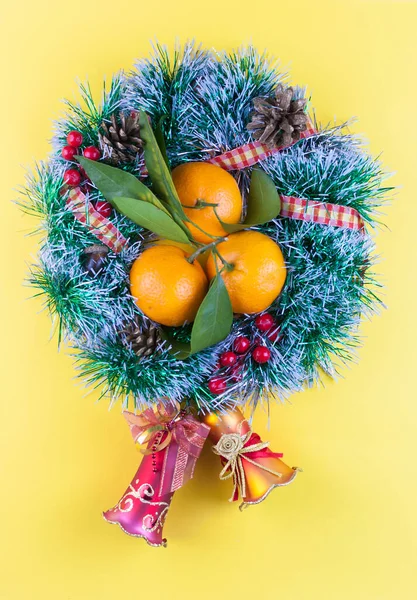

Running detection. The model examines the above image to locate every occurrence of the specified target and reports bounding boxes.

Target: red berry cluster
[61,131,112,219]
[254,313,282,343]
[208,313,281,395]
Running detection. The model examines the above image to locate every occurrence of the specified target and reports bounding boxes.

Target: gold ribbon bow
[122,401,210,497]
[123,401,183,454]
[212,422,283,503]
[123,401,208,459]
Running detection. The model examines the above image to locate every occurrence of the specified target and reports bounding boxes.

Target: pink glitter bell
[104,405,209,547]
[103,438,173,547]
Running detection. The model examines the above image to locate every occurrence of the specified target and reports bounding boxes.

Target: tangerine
[172,162,242,244]
[130,245,208,327]
[205,231,286,314]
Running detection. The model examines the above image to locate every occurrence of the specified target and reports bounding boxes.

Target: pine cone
[120,317,162,358]
[247,85,308,148]
[99,112,143,165]
[81,244,109,277]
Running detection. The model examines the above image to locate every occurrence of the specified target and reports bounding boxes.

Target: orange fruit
[172,162,243,244]
[130,245,208,327]
[151,238,209,268]
[205,231,286,314]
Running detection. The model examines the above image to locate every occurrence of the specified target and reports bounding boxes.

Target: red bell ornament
[104,403,210,547]
[203,408,299,509]
[104,436,174,546]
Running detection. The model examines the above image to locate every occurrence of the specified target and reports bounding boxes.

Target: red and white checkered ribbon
[280,196,364,231]
[208,120,316,171]
[207,120,364,231]
[65,117,363,247]
[66,187,128,253]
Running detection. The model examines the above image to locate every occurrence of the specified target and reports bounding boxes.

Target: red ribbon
[65,113,364,252]
[242,433,284,460]
[65,187,128,252]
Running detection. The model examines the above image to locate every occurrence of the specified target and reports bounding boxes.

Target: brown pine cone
[247,85,308,148]
[98,112,143,165]
[120,317,162,358]
[81,245,109,277]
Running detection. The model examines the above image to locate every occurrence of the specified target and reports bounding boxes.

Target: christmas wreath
[21,43,389,547]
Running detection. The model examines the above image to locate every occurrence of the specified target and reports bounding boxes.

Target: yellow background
[2,1,417,598]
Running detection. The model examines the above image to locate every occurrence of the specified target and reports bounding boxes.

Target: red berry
[234,336,251,354]
[78,166,89,181]
[267,326,282,343]
[83,146,101,161]
[63,169,81,186]
[255,313,275,332]
[252,345,271,364]
[220,351,237,367]
[61,145,77,161]
[93,201,112,219]
[66,131,83,147]
[208,377,227,395]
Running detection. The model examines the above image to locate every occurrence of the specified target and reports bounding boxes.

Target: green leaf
[76,156,171,216]
[138,111,188,223]
[245,168,282,223]
[154,117,170,168]
[112,197,191,244]
[217,169,282,233]
[190,274,233,354]
[160,329,191,360]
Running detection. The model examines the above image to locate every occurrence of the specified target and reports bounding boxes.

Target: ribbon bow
[123,402,209,495]
[212,421,284,503]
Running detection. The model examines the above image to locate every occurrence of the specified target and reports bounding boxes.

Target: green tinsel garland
[20,42,391,413]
